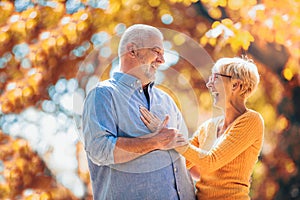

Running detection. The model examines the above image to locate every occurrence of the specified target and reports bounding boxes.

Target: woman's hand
[139,106,162,132]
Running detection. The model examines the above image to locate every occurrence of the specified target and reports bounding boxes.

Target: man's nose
[156,55,165,64]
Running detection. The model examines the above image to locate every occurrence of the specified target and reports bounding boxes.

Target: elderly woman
[140,57,264,200]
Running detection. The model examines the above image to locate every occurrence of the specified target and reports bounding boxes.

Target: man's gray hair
[118,24,163,57]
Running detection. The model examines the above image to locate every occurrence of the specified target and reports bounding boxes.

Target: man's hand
[153,127,188,150]
[114,115,187,163]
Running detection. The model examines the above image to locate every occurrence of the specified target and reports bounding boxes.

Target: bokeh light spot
[55,78,68,94]
[100,47,112,58]
[21,58,32,69]
[148,0,160,7]
[173,34,185,46]
[161,14,174,25]
[42,100,56,113]
[163,41,172,50]
[66,0,85,14]
[12,43,30,60]
[14,0,33,12]
[91,32,110,46]
[87,0,109,9]
[114,23,126,35]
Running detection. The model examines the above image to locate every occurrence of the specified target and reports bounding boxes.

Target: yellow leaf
[212,21,221,29]
[228,0,244,10]
[208,37,217,46]
[283,68,293,81]
[106,1,121,14]
[0,31,10,43]
[25,19,37,31]
[221,18,233,27]
[77,21,88,33]
[148,0,161,7]
[0,1,14,24]
[242,41,250,50]
[275,31,285,44]
[248,0,257,6]
[228,38,241,53]
[200,36,208,46]
[273,14,283,29]
[217,0,227,7]
[183,0,192,6]
[208,7,222,19]
[201,0,210,3]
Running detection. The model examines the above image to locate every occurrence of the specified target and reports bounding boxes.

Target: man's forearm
[113,127,185,164]
[113,137,159,164]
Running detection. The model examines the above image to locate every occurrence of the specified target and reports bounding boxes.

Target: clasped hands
[139,106,188,153]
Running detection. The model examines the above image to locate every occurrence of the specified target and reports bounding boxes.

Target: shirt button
[130,84,133,87]
[174,167,177,173]
[178,191,181,195]
[139,89,143,93]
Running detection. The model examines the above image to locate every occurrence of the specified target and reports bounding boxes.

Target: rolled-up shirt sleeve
[82,86,118,166]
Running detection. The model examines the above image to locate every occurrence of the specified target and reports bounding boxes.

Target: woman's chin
[213,97,220,106]
[213,99,225,110]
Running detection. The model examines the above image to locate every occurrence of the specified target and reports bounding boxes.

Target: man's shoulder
[152,86,172,98]
[97,79,115,89]
[86,79,116,97]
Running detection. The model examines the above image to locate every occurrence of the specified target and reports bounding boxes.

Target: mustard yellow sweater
[184,109,264,200]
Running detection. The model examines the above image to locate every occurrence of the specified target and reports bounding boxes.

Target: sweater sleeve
[183,111,264,174]
[186,129,201,169]
[185,120,212,169]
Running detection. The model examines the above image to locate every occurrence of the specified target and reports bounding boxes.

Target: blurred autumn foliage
[0,0,299,199]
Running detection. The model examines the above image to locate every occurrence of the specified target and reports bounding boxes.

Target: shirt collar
[113,72,154,90]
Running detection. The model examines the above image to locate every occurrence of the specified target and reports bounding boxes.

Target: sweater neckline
[215,109,250,138]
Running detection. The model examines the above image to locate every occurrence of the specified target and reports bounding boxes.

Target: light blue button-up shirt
[82,72,195,200]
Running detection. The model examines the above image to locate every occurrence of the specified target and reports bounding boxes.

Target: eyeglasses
[210,73,232,82]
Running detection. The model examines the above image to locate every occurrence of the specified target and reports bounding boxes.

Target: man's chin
[145,71,156,82]
[149,75,156,83]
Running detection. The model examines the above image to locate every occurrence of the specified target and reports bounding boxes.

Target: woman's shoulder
[237,109,264,128]
[197,115,224,131]
[244,109,263,121]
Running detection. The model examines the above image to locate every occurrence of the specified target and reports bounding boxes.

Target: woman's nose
[206,76,213,89]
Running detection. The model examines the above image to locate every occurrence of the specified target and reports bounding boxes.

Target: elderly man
[82,24,195,200]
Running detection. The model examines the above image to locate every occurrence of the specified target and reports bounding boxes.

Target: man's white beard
[143,64,156,81]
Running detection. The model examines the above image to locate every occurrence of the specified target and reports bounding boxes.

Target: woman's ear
[232,80,241,91]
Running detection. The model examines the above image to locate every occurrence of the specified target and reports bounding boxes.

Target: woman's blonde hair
[212,57,260,98]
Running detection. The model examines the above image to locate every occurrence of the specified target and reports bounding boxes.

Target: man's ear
[127,43,137,58]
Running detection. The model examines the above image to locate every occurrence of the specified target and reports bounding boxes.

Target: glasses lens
[213,73,218,81]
